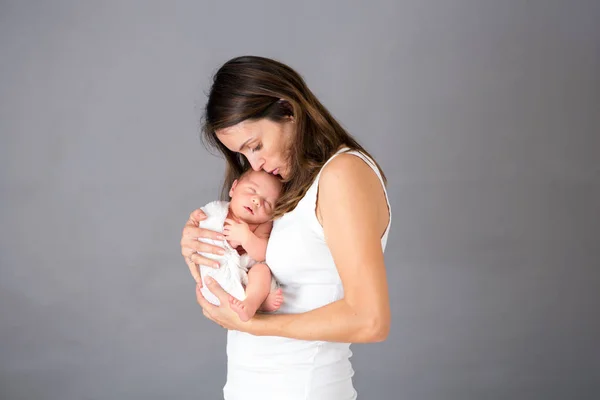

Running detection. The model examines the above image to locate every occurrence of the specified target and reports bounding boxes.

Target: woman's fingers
[181,208,224,280]
[204,277,230,305]
[181,234,224,257]
[196,283,217,313]
[189,252,220,269]
[189,209,207,225]
[193,239,225,256]
[196,282,232,330]
[186,256,202,285]
[183,225,225,241]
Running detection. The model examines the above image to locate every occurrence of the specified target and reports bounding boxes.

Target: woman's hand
[195,277,250,331]
[181,209,226,285]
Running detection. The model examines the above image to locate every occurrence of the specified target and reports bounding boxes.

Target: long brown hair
[201,55,386,218]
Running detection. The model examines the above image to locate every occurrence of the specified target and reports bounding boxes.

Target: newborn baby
[198,169,283,321]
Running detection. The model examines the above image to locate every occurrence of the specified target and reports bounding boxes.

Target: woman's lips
[270,168,279,176]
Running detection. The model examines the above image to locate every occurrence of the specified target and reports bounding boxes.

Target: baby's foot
[259,288,284,312]
[229,296,259,322]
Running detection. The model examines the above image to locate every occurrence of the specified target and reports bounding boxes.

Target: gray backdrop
[1,1,599,399]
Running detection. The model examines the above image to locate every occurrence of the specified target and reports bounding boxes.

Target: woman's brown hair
[201,55,386,218]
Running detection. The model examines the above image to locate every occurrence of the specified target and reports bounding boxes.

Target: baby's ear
[229,179,238,197]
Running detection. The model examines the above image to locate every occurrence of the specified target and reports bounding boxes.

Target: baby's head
[229,170,283,224]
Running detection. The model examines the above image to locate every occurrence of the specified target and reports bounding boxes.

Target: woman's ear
[278,98,294,118]
[229,179,238,198]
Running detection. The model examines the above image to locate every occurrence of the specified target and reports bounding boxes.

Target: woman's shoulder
[319,152,381,187]
[317,152,390,230]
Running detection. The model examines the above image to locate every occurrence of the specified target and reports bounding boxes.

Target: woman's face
[216,118,295,179]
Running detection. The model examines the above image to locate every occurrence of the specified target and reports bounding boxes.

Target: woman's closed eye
[251,143,263,153]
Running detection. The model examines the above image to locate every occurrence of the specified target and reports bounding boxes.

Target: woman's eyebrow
[238,138,254,151]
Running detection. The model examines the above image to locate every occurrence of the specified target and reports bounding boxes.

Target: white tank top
[223,148,391,400]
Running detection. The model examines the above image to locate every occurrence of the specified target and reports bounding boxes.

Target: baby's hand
[224,218,251,247]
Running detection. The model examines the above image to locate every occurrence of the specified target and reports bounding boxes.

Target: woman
[180,55,391,399]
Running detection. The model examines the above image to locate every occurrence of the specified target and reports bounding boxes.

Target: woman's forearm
[247,299,389,343]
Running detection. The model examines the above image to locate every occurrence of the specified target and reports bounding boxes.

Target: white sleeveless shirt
[223,148,392,400]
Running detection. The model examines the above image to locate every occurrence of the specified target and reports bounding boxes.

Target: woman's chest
[265,204,341,286]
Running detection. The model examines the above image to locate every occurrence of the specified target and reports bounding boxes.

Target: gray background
[1,1,599,399]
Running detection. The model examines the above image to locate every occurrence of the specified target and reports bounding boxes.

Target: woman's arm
[198,155,391,342]
[251,154,390,342]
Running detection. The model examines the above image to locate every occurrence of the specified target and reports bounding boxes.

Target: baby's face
[229,170,282,224]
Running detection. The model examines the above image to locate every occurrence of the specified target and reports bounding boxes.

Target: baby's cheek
[259,210,270,222]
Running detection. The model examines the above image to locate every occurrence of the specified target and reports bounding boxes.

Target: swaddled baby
[198,169,283,321]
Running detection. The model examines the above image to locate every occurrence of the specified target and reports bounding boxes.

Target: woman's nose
[249,156,265,171]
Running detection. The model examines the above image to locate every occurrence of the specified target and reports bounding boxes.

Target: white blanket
[197,201,276,306]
